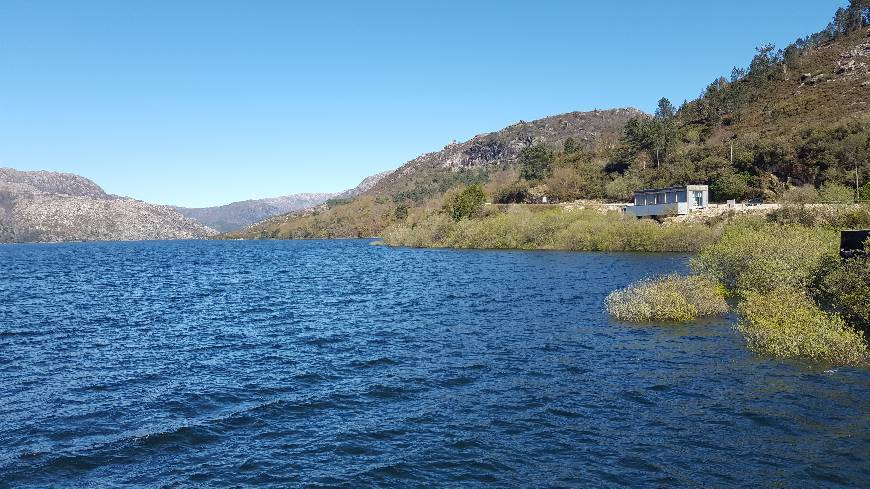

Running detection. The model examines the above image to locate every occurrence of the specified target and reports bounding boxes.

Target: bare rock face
[836,42,870,76]
[0,168,107,199]
[337,170,394,198]
[0,168,216,243]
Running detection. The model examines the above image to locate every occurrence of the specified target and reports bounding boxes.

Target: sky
[0,0,846,207]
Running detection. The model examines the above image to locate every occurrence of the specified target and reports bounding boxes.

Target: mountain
[0,168,215,243]
[172,169,394,232]
[336,170,394,198]
[224,108,640,239]
[173,193,337,233]
[366,108,641,200]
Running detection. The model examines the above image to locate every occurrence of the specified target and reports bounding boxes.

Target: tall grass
[690,221,838,296]
[605,274,728,323]
[737,291,867,366]
[383,207,720,252]
[689,222,867,366]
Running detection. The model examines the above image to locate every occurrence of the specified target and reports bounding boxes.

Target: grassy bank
[386,200,869,366]
[606,215,869,366]
[383,207,720,252]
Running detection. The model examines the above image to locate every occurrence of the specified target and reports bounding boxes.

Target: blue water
[0,240,868,488]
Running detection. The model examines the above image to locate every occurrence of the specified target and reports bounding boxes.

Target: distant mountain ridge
[173,170,394,232]
[173,193,338,233]
[0,168,215,243]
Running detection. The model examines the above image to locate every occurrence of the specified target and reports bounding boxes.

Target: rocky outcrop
[173,193,338,232]
[336,170,394,198]
[0,168,215,243]
[836,41,870,77]
[367,108,643,196]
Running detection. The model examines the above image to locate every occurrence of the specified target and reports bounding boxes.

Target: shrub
[554,214,719,252]
[605,274,728,323]
[780,185,820,204]
[545,166,604,202]
[736,291,867,366]
[819,183,855,203]
[604,173,643,201]
[767,203,870,228]
[814,255,870,334]
[492,180,530,204]
[445,185,486,221]
[710,171,750,202]
[518,144,553,181]
[691,223,838,295]
[383,208,720,252]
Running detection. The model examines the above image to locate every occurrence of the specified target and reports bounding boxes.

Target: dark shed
[840,230,870,259]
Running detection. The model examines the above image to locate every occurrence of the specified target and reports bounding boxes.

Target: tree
[519,144,553,181]
[710,171,750,202]
[834,7,850,34]
[563,137,578,154]
[846,0,870,32]
[446,185,486,221]
[545,164,605,202]
[782,44,800,74]
[655,98,676,121]
[492,181,530,204]
[749,44,781,82]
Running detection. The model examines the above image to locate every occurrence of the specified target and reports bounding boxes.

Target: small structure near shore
[840,230,870,259]
[628,185,709,218]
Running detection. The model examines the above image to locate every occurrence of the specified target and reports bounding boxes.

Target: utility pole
[730,143,734,166]
[857,164,861,202]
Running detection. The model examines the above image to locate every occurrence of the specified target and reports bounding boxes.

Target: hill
[0,168,216,243]
[225,108,641,239]
[229,3,870,241]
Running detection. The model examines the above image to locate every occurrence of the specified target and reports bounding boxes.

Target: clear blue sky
[0,0,844,207]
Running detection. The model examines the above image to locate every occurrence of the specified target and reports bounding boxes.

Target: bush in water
[605,274,728,323]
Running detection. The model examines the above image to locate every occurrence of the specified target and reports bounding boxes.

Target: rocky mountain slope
[368,108,641,200]
[173,193,337,232]
[337,170,394,198]
[0,168,215,243]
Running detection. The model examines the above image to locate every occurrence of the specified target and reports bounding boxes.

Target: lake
[1,240,868,487]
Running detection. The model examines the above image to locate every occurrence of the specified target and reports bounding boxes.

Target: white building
[628,185,709,217]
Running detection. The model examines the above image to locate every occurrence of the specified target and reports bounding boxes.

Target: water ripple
[0,239,868,488]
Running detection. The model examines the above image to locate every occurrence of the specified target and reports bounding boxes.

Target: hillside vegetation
[229,2,870,241]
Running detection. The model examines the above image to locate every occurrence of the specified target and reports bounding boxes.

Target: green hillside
[227,1,870,240]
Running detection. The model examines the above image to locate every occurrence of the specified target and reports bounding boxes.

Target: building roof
[634,184,708,194]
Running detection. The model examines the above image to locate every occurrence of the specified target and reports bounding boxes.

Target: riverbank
[385,203,870,366]
[382,207,721,252]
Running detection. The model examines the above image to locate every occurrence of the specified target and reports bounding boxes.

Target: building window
[693,191,704,207]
